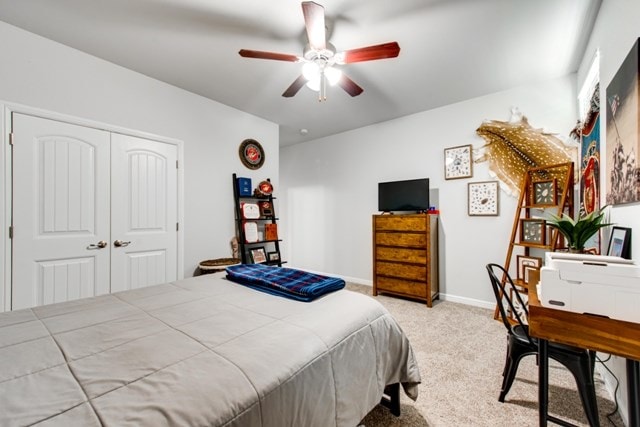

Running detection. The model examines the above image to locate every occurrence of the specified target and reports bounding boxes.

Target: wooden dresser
[372,214,439,307]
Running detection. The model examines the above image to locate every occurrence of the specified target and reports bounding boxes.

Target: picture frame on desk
[516,255,542,283]
[249,247,267,264]
[607,226,632,259]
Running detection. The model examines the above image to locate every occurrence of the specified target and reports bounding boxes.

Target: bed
[0,272,421,426]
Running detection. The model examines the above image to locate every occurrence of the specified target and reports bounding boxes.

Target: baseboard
[439,293,495,310]
[285,266,495,309]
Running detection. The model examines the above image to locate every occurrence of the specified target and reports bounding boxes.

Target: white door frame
[1,101,184,312]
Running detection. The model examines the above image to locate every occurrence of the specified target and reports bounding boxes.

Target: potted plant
[546,205,612,253]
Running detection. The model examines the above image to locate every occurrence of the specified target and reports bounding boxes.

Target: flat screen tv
[378,178,430,212]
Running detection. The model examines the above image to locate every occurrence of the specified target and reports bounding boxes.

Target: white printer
[539,252,640,323]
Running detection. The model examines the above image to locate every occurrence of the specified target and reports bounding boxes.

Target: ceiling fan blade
[282,75,309,97]
[340,42,401,64]
[239,49,299,62]
[302,1,326,51]
[337,74,364,97]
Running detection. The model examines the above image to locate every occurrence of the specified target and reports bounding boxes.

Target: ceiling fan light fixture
[302,61,320,81]
[325,66,342,86]
[305,77,321,92]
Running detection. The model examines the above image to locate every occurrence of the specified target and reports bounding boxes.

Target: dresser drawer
[375,232,427,247]
[376,261,426,281]
[376,246,427,263]
[375,215,428,232]
[376,276,427,298]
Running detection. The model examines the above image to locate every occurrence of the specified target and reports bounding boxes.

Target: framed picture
[468,181,499,216]
[516,255,542,282]
[607,226,632,259]
[531,179,557,206]
[267,251,280,262]
[444,144,473,180]
[249,246,267,264]
[519,219,546,245]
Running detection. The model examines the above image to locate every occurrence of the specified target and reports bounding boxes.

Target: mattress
[0,272,421,426]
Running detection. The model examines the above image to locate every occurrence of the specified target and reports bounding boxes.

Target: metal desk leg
[628,359,640,427]
[539,338,549,426]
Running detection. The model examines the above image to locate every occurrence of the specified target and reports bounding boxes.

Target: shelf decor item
[531,179,557,206]
[546,205,612,253]
[243,222,259,243]
[236,177,252,196]
[267,251,280,262]
[520,219,546,245]
[249,247,267,264]
[259,200,273,217]
[468,181,499,216]
[516,255,542,282]
[444,144,473,180]
[255,180,273,197]
[265,223,278,241]
[239,139,265,170]
[240,202,260,219]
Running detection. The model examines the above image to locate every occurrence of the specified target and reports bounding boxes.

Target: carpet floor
[348,284,625,427]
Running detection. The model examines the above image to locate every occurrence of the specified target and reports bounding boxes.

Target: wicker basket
[198,257,241,273]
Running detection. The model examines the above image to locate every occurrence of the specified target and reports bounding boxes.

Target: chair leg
[500,352,527,402]
[565,356,600,427]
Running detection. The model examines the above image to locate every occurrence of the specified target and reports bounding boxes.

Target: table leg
[628,359,640,427]
[539,338,549,426]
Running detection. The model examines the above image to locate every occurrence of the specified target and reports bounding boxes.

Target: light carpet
[348,284,624,427]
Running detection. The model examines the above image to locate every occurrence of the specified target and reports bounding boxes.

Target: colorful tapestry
[578,83,601,216]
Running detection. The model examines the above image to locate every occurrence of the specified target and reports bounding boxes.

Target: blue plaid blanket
[225,264,345,302]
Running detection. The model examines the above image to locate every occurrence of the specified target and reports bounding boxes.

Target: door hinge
[176,160,179,169]
[176,222,179,231]
[9,132,14,146]
[9,226,13,239]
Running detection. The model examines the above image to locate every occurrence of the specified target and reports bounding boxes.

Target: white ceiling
[0,0,601,146]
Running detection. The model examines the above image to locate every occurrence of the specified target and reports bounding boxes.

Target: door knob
[114,240,131,247]
[87,240,108,250]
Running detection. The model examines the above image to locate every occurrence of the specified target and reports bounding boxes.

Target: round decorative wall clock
[239,139,265,170]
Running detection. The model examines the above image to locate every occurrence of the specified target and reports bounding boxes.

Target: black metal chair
[486,263,600,427]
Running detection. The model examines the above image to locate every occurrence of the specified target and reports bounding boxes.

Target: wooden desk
[528,283,640,426]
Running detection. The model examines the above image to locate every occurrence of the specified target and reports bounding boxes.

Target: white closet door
[12,114,111,309]
[110,133,177,292]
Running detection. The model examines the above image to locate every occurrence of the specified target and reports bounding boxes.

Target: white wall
[280,75,577,307]
[0,21,279,310]
[576,1,640,423]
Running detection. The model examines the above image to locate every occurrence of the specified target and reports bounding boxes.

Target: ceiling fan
[238,1,400,101]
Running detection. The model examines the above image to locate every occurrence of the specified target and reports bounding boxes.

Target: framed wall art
[468,181,499,216]
[605,37,640,205]
[444,144,473,180]
[607,226,632,259]
[519,219,546,245]
[531,179,557,206]
[249,247,267,264]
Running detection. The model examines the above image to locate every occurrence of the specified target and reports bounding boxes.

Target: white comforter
[0,273,421,426]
